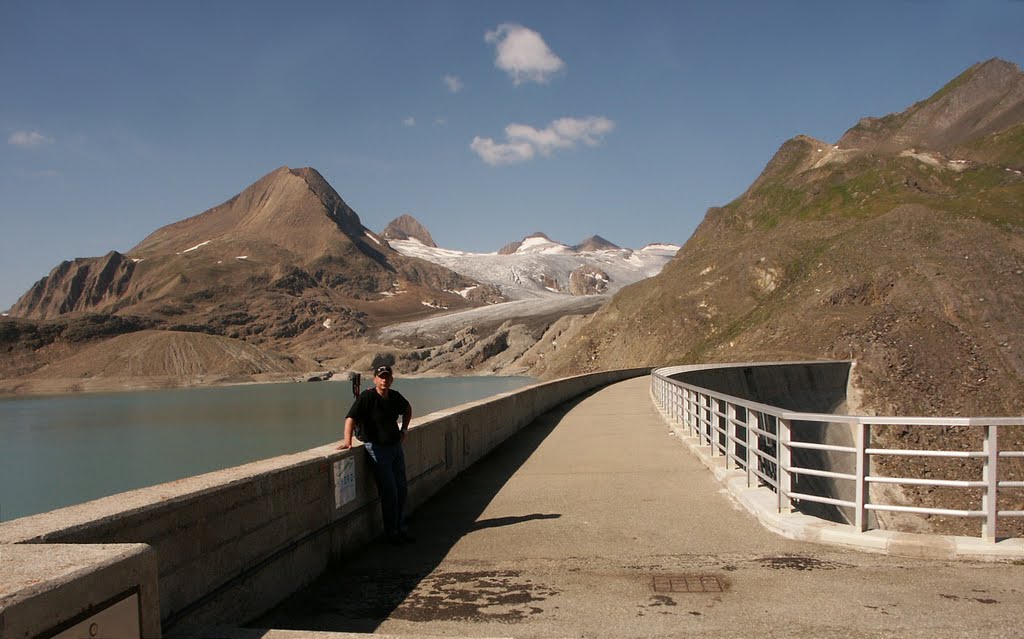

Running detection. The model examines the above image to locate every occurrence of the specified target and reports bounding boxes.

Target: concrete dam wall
[670,361,852,414]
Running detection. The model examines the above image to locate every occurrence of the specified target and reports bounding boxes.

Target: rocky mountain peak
[382,214,437,247]
[837,58,1024,154]
[737,135,829,197]
[573,235,621,252]
[129,165,369,263]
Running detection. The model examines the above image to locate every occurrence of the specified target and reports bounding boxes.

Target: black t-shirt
[346,388,410,444]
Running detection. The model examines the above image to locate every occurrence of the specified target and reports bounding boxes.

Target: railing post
[684,388,693,435]
[668,382,675,422]
[701,393,709,451]
[982,424,998,543]
[695,392,702,444]
[676,386,683,429]
[665,381,673,420]
[747,410,759,487]
[676,386,684,428]
[679,386,685,426]
[855,421,869,532]
[679,387,687,431]
[778,417,792,513]
[690,389,698,438]
[704,394,713,451]
[726,402,736,469]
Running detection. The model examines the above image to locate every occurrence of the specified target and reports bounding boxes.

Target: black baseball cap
[374,365,393,377]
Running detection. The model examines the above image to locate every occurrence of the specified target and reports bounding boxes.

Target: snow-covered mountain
[385,223,680,301]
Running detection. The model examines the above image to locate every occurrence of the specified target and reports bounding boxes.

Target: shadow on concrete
[247,391,591,632]
[471,513,561,531]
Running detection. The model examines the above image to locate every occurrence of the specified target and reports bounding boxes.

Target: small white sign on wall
[333,457,356,509]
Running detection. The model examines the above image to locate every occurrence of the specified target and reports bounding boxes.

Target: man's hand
[341,417,356,451]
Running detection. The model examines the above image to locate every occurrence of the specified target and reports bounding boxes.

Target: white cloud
[8,130,54,148]
[484,23,565,85]
[402,116,416,127]
[442,74,464,93]
[471,116,615,165]
[470,136,535,166]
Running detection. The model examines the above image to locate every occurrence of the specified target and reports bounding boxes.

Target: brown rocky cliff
[11,252,136,319]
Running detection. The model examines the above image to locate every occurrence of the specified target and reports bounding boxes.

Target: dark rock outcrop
[568,265,610,295]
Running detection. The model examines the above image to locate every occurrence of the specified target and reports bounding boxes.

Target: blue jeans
[363,442,408,536]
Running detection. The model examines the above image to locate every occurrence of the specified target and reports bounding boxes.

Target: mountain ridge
[837,58,1024,154]
[5,166,505,377]
[385,231,678,301]
[543,58,1024,419]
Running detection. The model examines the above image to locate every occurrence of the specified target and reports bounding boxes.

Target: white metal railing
[651,364,1024,542]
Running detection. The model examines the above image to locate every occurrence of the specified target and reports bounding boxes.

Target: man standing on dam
[340,365,415,544]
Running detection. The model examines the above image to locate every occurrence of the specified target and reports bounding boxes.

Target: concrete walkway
[249,378,1024,639]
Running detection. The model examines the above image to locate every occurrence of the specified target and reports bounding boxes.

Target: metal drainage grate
[652,574,724,593]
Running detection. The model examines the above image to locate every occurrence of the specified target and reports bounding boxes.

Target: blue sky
[2,1,1023,311]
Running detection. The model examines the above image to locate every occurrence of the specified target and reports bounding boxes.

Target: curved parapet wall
[661,361,853,414]
[0,367,649,637]
[659,361,860,525]
[651,362,1024,559]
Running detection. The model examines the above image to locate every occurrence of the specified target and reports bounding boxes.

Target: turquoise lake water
[0,376,534,522]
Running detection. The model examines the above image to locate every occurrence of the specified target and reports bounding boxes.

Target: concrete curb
[199,629,513,639]
[651,388,1024,562]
